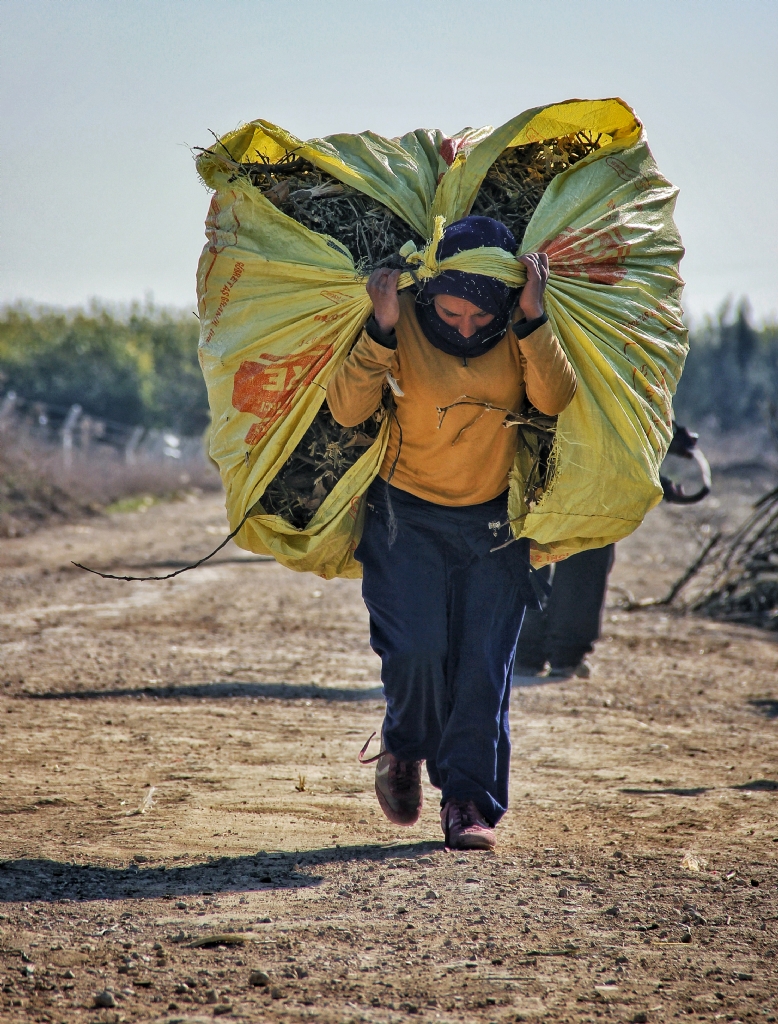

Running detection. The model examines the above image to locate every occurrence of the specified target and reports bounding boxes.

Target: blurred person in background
[514,424,710,680]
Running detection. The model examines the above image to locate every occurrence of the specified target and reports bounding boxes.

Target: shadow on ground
[23,681,384,703]
[512,674,566,689]
[620,787,711,797]
[0,842,441,903]
[121,556,276,569]
[621,780,778,797]
[750,699,778,719]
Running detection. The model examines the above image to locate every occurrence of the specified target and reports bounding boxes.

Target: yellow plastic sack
[196,97,687,577]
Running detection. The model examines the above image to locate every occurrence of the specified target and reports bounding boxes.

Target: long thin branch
[621,531,722,611]
[436,397,554,432]
[73,505,258,582]
[436,397,514,429]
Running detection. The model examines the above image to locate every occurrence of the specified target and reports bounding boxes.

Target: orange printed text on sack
[204,261,245,343]
[232,342,333,446]
[314,310,349,324]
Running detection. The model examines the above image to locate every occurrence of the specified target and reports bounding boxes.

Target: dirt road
[1,474,777,1023]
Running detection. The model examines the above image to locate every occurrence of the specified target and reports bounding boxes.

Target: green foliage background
[0,299,775,436]
[673,301,778,431]
[0,303,208,435]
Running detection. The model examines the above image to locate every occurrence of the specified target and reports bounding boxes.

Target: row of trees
[673,300,778,432]
[0,302,207,436]
[0,299,775,436]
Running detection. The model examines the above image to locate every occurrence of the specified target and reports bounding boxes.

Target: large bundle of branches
[226,132,602,528]
[688,486,778,629]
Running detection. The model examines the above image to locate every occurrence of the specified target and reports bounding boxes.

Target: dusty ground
[1,455,777,1024]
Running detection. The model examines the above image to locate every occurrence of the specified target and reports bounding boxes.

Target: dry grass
[0,427,221,537]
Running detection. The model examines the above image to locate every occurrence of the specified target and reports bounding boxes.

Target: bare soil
[1,461,777,1024]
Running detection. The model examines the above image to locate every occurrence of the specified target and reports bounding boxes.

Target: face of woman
[433,295,495,339]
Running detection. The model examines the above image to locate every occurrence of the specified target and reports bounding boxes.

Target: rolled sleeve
[511,311,548,340]
[364,316,398,350]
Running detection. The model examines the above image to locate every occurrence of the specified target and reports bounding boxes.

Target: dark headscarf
[415,216,519,360]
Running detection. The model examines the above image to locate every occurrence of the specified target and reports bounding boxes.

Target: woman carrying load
[327,216,577,851]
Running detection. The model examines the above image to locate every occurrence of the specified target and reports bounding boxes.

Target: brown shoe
[441,800,496,851]
[359,731,423,826]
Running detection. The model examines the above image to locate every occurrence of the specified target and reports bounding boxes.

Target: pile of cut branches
[260,407,384,528]
[687,486,778,629]
[220,132,602,529]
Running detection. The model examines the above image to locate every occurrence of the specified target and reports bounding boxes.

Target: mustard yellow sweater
[327,292,577,506]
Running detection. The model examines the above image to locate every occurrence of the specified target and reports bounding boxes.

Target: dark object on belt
[660,422,711,504]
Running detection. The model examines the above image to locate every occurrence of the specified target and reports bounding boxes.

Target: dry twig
[690,486,778,628]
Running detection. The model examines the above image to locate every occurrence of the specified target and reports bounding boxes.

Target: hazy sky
[1,0,776,322]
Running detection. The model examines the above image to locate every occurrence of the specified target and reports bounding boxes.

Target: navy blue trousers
[355,479,534,825]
